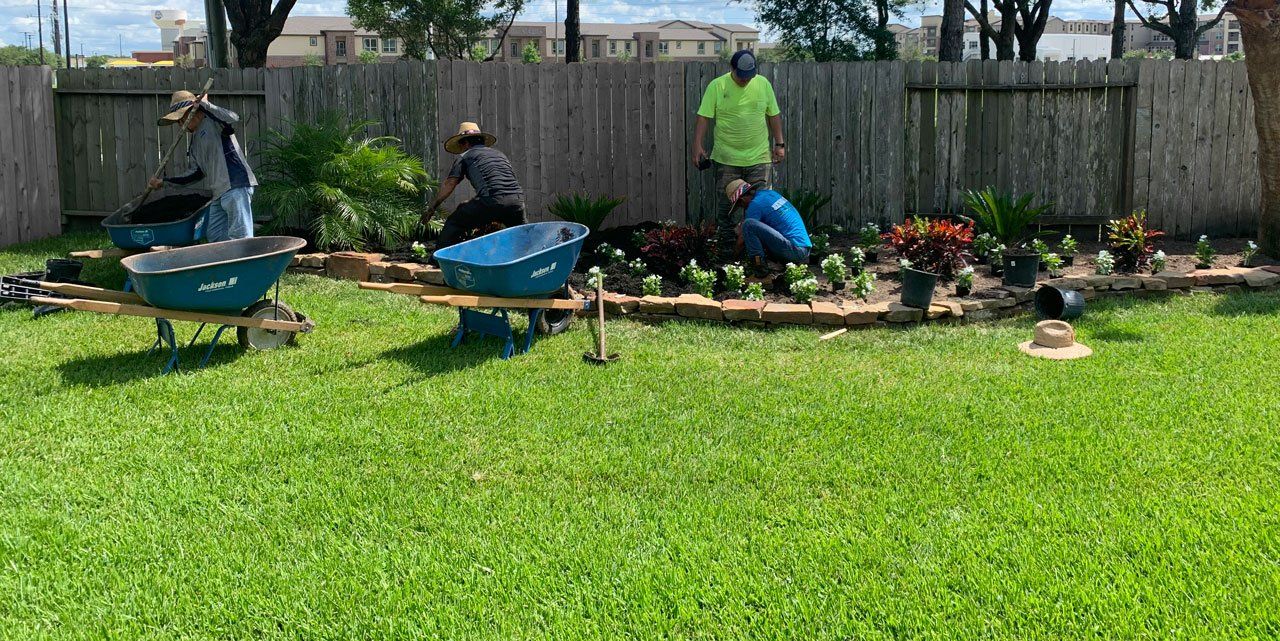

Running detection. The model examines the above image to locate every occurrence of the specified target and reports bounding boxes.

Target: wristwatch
[774,142,786,148]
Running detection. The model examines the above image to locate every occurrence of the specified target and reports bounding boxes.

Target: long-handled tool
[583,279,619,365]
[127,78,215,220]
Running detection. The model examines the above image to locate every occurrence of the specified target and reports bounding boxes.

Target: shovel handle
[149,78,215,184]
[596,280,606,357]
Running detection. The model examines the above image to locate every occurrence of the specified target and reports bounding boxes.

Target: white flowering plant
[784,262,811,285]
[1195,235,1216,267]
[723,263,746,292]
[850,270,876,301]
[680,260,717,298]
[821,254,847,284]
[790,277,819,303]
[586,266,604,290]
[1044,252,1063,277]
[1059,234,1079,256]
[1095,250,1115,275]
[1243,240,1259,267]
[1151,250,1167,274]
[642,274,662,297]
[847,246,866,271]
[629,258,647,276]
[957,266,975,289]
[744,282,765,301]
[811,233,831,255]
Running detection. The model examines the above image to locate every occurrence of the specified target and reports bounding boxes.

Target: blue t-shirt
[745,190,811,248]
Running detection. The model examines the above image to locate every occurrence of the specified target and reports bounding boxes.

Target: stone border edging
[290,252,1280,328]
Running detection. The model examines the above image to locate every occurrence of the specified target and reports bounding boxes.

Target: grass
[1,233,1279,639]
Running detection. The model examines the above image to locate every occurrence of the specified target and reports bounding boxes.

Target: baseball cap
[730,50,757,80]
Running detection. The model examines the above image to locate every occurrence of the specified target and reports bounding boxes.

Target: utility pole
[62,0,71,68]
[51,0,61,59]
[35,4,46,64]
[204,0,229,68]
[565,0,579,62]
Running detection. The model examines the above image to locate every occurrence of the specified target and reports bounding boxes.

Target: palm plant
[258,113,433,251]
[778,188,833,231]
[547,192,626,233]
[961,187,1053,253]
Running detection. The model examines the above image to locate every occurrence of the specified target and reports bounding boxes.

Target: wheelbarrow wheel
[535,285,578,336]
[237,299,299,350]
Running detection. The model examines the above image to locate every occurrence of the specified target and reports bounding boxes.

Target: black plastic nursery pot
[44,258,83,283]
[900,267,938,309]
[990,261,1004,277]
[1002,251,1040,288]
[865,251,879,263]
[1062,255,1075,267]
[956,285,971,297]
[1035,285,1086,321]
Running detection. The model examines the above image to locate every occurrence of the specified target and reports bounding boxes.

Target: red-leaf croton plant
[884,217,975,279]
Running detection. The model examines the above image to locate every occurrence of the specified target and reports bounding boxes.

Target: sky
[0,0,1133,59]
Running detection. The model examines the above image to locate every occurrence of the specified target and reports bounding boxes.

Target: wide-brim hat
[724,178,762,211]
[157,90,198,126]
[445,121,497,154]
[1019,320,1092,360]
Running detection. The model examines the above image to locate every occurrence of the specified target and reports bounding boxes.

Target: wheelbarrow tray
[102,188,212,250]
[432,222,589,298]
[121,236,306,313]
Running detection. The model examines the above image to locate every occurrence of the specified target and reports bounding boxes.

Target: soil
[569,231,1277,305]
[124,194,210,225]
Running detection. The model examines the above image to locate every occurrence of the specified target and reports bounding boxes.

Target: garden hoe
[125,77,215,222]
[583,279,619,364]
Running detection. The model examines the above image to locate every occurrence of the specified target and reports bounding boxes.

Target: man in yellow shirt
[692,50,786,243]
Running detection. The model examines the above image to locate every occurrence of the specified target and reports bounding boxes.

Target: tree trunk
[940,0,965,62]
[1112,0,1126,59]
[995,21,1017,60]
[1016,32,1037,61]
[565,0,580,63]
[1234,8,1280,253]
[230,31,270,67]
[979,0,991,59]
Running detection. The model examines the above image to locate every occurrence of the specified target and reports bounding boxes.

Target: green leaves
[961,186,1053,249]
[547,192,625,234]
[778,188,834,232]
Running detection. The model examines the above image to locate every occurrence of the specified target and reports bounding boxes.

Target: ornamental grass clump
[790,277,819,303]
[1107,210,1165,272]
[680,260,717,298]
[723,263,746,293]
[1195,235,1216,268]
[642,274,663,297]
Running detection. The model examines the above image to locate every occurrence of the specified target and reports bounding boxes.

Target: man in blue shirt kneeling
[726,179,811,272]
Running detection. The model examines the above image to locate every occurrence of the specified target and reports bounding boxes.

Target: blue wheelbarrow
[101,187,211,250]
[359,222,591,359]
[25,237,314,374]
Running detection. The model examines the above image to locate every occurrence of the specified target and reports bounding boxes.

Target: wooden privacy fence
[0,66,61,248]
[46,58,1259,240]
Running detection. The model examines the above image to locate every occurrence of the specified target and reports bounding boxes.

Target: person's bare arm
[768,114,785,162]
[692,115,710,166]
[423,177,461,224]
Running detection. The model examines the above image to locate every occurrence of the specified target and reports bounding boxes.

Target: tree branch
[1194,3,1229,35]
[1126,0,1174,36]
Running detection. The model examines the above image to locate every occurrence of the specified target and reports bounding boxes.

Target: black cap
[730,49,757,80]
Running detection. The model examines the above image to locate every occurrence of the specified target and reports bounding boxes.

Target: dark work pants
[436,198,527,250]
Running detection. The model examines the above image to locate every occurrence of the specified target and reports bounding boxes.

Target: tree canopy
[1127,0,1226,59]
[347,0,525,60]
[223,0,299,67]
[0,46,63,67]
[744,0,905,61]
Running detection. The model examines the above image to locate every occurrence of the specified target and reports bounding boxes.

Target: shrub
[642,274,663,297]
[847,246,866,272]
[784,262,811,285]
[357,50,381,64]
[259,113,432,251]
[744,282,765,301]
[1107,210,1165,272]
[790,277,819,303]
[1243,241,1259,267]
[640,223,719,276]
[858,223,881,250]
[821,254,846,284]
[548,192,625,233]
[883,217,974,279]
[1095,250,1115,275]
[680,260,717,298]
[811,233,830,256]
[1060,234,1079,256]
[521,41,542,64]
[1151,250,1167,274]
[723,263,746,292]
[850,270,875,301]
[961,187,1052,250]
[778,188,832,231]
[1195,235,1216,267]
[410,241,428,260]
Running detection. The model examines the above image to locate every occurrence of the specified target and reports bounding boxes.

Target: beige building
[478,20,759,62]
[259,16,403,67]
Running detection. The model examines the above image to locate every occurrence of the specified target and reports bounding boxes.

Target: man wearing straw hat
[691,49,785,245]
[424,121,526,250]
[148,90,257,242]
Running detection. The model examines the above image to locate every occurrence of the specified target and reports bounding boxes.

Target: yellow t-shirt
[696,73,781,167]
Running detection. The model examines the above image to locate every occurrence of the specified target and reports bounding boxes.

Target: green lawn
[1,233,1278,639]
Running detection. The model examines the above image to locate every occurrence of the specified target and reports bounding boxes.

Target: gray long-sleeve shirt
[165,102,257,197]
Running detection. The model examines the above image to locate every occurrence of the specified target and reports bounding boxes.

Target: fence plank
[1190,61,1218,238]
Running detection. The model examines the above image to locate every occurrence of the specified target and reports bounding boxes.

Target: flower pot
[1062,255,1075,267]
[1195,263,1212,270]
[832,281,846,292]
[1038,261,1047,272]
[1035,285,1086,321]
[900,267,938,309]
[990,262,1004,277]
[956,284,971,297]
[975,254,989,265]
[43,258,84,282]
[1002,251,1039,288]
[865,251,879,263]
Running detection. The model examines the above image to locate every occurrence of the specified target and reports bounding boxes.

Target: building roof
[279,16,376,37]
[499,21,735,41]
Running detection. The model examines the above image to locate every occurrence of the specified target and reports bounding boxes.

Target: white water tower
[152,9,189,49]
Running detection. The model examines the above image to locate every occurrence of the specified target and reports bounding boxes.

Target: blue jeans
[200,186,255,242]
[742,218,809,263]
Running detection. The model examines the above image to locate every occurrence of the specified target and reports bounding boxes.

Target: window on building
[626,41,632,53]
[645,41,653,58]
[512,40,519,57]
[363,37,378,52]
[592,40,600,58]
[309,36,318,47]
[383,38,397,53]
[335,38,347,57]
[697,42,705,54]
[554,39,564,55]
[713,41,722,53]
[610,40,617,55]
[675,41,682,49]
[659,41,669,55]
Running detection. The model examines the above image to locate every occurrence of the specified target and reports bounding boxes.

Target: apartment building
[894,12,1242,60]
[477,20,759,62]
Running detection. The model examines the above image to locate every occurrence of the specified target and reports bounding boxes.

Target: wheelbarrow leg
[454,308,517,359]
[188,322,208,347]
[451,308,467,349]
[153,318,180,375]
[522,309,543,355]
[198,324,234,369]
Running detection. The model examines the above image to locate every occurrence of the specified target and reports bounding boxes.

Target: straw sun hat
[157,90,200,126]
[1019,320,1092,360]
[724,178,764,211]
[444,121,497,154]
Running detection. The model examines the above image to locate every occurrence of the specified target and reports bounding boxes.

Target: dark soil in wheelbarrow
[126,194,211,225]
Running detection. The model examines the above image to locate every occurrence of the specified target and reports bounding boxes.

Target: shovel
[126,78,215,221]
[583,279,619,364]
